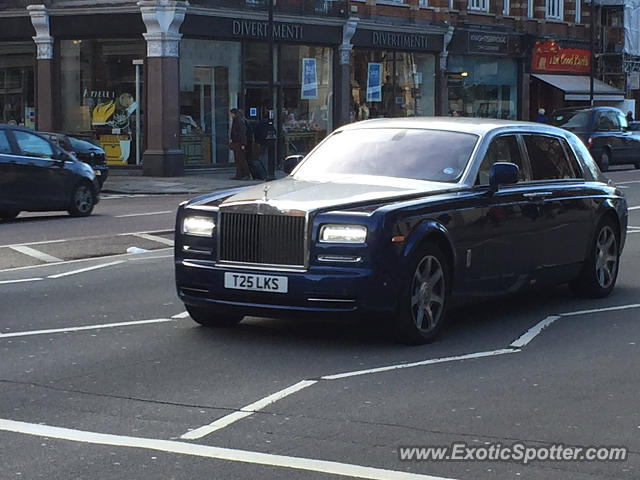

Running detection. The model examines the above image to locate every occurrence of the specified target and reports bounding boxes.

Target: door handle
[523,192,553,199]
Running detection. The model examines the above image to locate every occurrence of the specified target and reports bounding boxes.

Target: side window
[607,111,621,130]
[13,131,54,159]
[0,130,12,154]
[523,135,578,180]
[476,135,526,186]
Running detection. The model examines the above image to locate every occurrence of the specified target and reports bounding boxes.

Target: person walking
[534,108,548,123]
[229,108,250,180]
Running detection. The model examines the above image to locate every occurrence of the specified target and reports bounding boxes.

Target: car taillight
[587,136,593,148]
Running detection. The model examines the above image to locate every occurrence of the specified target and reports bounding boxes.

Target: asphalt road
[0,167,639,480]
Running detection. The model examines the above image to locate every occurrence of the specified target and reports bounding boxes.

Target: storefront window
[179,39,241,165]
[0,43,35,128]
[447,56,517,119]
[60,39,145,165]
[350,49,436,121]
[279,45,333,157]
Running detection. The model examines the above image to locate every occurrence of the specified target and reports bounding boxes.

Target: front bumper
[175,259,396,318]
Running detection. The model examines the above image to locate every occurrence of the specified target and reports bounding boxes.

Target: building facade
[1,0,630,176]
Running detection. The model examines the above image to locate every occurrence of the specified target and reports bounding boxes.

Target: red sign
[531,41,590,74]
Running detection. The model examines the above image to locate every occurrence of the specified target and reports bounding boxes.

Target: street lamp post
[267,0,277,181]
[589,0,596,106]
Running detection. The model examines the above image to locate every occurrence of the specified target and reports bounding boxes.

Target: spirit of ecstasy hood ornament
[263,185,270,202]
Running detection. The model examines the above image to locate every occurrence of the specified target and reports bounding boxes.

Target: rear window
[551,110,591,131]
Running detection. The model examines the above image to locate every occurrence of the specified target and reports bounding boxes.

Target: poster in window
[301,58,318,100]
[366,63,382,102]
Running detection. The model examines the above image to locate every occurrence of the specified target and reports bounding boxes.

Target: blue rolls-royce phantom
[174,118,628,344]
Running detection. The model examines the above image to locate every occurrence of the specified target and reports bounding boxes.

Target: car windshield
[551,110,591,131]
[69,136,102,152]
[293,128,479,183]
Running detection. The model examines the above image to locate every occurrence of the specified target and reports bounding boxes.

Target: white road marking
[133,233,175,247]
[9,245,62,263]
[182,380,317,440]
[0,230,173,249]
[47,260,125,279]
[559,303,640,317]
[129,254,173,261]
[628,205,640,210]
[0,277,43,285]
[321,349,520,380]
[615,180,640,184]
[115,211,173,218]
[171,311,190,319]
[0,419,456,480]
[509,316,562,348]
[0,318,176,339]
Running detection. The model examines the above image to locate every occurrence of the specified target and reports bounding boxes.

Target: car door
[12,130,74,209]
[616,109,639,163]
[520,134,593,282]
[458,134,538,295]
[594,110,625,163]
[0,128,23,209]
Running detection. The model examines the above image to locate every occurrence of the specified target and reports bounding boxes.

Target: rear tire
[186,305,244,328]
[570,218,620,298]
[68,183,95,217]
[0,210,20,221]
[394,243,450,345]
[599,150,610,172]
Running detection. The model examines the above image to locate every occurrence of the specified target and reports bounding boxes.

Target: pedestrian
[626,111,634,123]
[229,108,250,180]
[534,108,548,123]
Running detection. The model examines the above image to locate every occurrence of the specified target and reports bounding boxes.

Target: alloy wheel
[74,186,93,214]
[410,255,446,332]
[595,225,618,289]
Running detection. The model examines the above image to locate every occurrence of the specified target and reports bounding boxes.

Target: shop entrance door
[191,66,229,165]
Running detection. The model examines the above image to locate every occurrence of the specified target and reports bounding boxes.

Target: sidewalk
[101,167,284,195]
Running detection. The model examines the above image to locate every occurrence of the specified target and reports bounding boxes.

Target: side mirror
[283,154,304,174]
[489,162,519,189]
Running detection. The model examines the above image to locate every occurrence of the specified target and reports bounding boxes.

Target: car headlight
[319,224,367,244]
[182,216,215,237]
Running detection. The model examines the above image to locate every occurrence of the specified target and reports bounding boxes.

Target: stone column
[28,5,54,132]
[138,0,188,177]
[335,17,359,128]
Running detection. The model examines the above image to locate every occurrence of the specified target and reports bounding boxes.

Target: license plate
[224,272,288,293]
[94,170,102,176]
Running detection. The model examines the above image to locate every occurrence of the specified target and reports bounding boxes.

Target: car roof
[337,117,564,137]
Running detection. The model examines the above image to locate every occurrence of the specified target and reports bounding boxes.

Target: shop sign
[352,29,443,51]
[366,63,382,102]
[531,41,590,74]
[301,58,318,100]
[232,20,303,41]
[468,32,508,55]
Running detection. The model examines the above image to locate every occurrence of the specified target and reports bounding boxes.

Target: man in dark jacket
[230,108,250,180]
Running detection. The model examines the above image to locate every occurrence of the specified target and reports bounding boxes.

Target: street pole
[133,59,144,165]
[266,0,276,181]
[589,0,595,106]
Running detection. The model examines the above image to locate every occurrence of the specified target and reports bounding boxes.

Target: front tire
[570,219,620,298]
[186,305,244,328]
[394,243,450,345]
[68,183,95,217]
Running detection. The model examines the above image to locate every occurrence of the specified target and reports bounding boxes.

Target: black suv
[41,132,109,188]
[0,125,100,220]
[551,106,640,171]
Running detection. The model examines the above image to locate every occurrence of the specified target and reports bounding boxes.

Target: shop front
[350,28,443,121]
[446,29,522,119]
[59,39,146,166]
[0,42,35,128]
[179,16,340,165]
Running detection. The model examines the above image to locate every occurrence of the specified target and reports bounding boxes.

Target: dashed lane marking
[0,318,177,339]
[0,419,456,480]
[9,245,62,263]
[115,211,173,218]
[132,232,175,247]
[0,277,43,285]
[46,260,126,279]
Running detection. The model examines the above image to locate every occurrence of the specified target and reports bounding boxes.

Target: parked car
[41,132,109,188]
[550,106,640,171]
[174,118,628,344]
[0,125,100,220]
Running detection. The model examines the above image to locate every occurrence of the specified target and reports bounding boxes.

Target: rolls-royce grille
[219,212,306,266]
